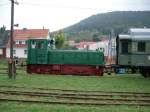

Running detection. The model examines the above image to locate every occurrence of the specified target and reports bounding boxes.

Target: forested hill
[64,11,150,39]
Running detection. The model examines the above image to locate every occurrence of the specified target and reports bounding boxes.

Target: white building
[6,29,49,58]
[76,41,96,50]
[75,38,116,64]
[88,41,109,56]
[76,40,110,56]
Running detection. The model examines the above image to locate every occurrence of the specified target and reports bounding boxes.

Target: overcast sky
[0,0,150,31]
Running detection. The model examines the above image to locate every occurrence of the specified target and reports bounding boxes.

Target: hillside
[64,11,150,40]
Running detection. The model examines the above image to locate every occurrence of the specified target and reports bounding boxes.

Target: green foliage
[55,30,65,49]
[62,42,69,49]
[0,26,9,47]
[64,11,150,40]
[75,38,80,43]
[66,31,95,41]
[92,34,100,42]
[0,26,6,33]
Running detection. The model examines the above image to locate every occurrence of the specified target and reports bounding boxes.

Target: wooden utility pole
[9,0,18,79]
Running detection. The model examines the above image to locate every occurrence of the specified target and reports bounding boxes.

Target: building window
[19,41,22,44]
[138,42,145,52]
[22,41,25,44]
[15,40,19,44]
[24,49,27,54]
[13,50,16,54]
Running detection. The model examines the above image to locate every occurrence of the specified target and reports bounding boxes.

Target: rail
[0,68,8,74]
[0,85,150,106]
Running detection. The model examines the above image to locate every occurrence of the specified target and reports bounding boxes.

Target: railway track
[0,85,150,106]
[0,85,150,95]
[0,68,8,74]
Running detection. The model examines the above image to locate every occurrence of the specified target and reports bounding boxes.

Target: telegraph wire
[19,2,112,12]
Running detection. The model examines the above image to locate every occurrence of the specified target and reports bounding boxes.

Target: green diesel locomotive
[27,39,105,76]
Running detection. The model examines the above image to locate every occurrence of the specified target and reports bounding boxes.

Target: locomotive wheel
[107,72,111,75]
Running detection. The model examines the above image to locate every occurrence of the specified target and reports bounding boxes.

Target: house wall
[0,49,3,58]
[0,49,2,55]
[6,47,27,58]
[88,41,109,56]
[0,48,6,58]
[3,48,6,57]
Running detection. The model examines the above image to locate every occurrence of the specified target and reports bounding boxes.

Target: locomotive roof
[49,49,103,53]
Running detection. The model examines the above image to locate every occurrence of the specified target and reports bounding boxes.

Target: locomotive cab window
[31,41,36,48]
[121,40,131,54]
[36,41,44,49]
[138,42,145,52]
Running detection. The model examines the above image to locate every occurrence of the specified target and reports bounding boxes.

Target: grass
[0,58,8,68]
[0,102,150,112]
[0,60,150,112]
[0,71,150,92]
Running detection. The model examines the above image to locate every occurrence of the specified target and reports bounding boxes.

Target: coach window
[138,42,145,52]
[121,41,131,54]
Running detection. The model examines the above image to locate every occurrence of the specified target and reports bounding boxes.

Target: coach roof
[130,28,150,35]
[119,28,150,41]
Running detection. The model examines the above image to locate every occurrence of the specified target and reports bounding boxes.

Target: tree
[92,34,100,42]
[55,30,65,49]
[0,26,9,47]
[0,26,6,33]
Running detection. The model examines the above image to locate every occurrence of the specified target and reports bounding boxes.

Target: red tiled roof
[7,29,49,48]
[76,41,96,48]
[14,29,49,40]
[100,37,109,41]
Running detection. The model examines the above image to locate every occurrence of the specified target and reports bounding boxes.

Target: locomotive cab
[27,39,48,64]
